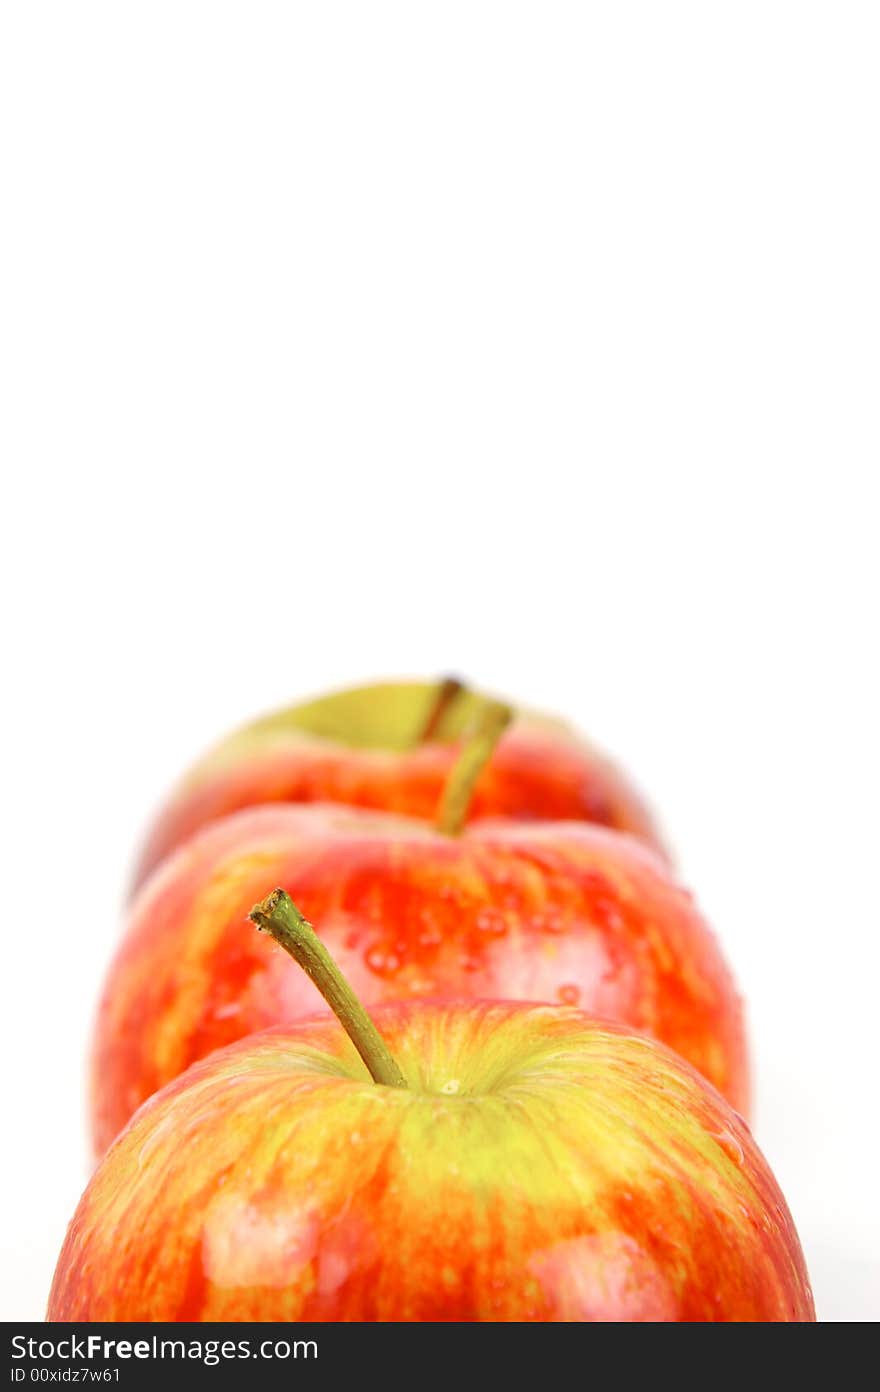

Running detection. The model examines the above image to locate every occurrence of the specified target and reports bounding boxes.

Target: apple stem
[435,700,513,835]
[418,675,465,742]
[249,889,408,1089]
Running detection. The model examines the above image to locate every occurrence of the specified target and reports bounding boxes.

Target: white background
[2,4,878,1322]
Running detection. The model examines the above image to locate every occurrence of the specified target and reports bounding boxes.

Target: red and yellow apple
[92,800,747,1155]
[132,679,666,891]
[53,896,811,1321]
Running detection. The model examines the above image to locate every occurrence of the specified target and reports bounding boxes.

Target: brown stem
[435,699,513,835]
[418,675,465,742]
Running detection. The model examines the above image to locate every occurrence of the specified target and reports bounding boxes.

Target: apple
[92,772,747,1156]
[132,678,666,891]
[52,893,812,1322]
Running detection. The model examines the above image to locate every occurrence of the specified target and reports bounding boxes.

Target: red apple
[54,894,811,1322]
[132,679,666,891]
[92,799,747,1156]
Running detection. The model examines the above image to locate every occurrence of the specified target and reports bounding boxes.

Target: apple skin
[55,1003,812,1321]
[92,803,748,1154]
[132,681,666,891]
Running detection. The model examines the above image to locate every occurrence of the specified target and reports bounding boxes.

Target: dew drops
[556,983,581,1006]
[476,908,508,937]
[593,896,625,932]
[531,908,565,934]
[213,1001,242,1020]
[364,944,401,976]
[440,1079,461,1095]
[712,1127,745,1166]
[417,907,444,947]
[738,1202,752,1223]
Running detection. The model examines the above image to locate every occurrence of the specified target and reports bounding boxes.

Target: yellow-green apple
[91,752,747,1155]
[52,894,811,1322]
[132,678,666,891]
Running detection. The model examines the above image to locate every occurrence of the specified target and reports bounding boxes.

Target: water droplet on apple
[213,1001,242,1020]
[364,945,386,972]
[532,908,566,934]
[593,896,625,932]
[556,983,581,1006]
[417,906,444,947]
[712,1127,745,1166]
[476,908,508,936]
[364,944,401,975]
[440,1078,461,1095]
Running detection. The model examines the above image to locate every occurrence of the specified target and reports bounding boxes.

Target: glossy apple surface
[92,804,747,1153]
[55,1003,811,1321]
[132,680,665,890]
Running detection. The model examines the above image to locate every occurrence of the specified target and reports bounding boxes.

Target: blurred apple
[132,679,666,890]
[92,802,747,1154]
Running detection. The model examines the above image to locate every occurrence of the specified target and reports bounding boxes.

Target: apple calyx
[435,699,513,836]
[418,675,465,742]
[249,888,408,1090]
